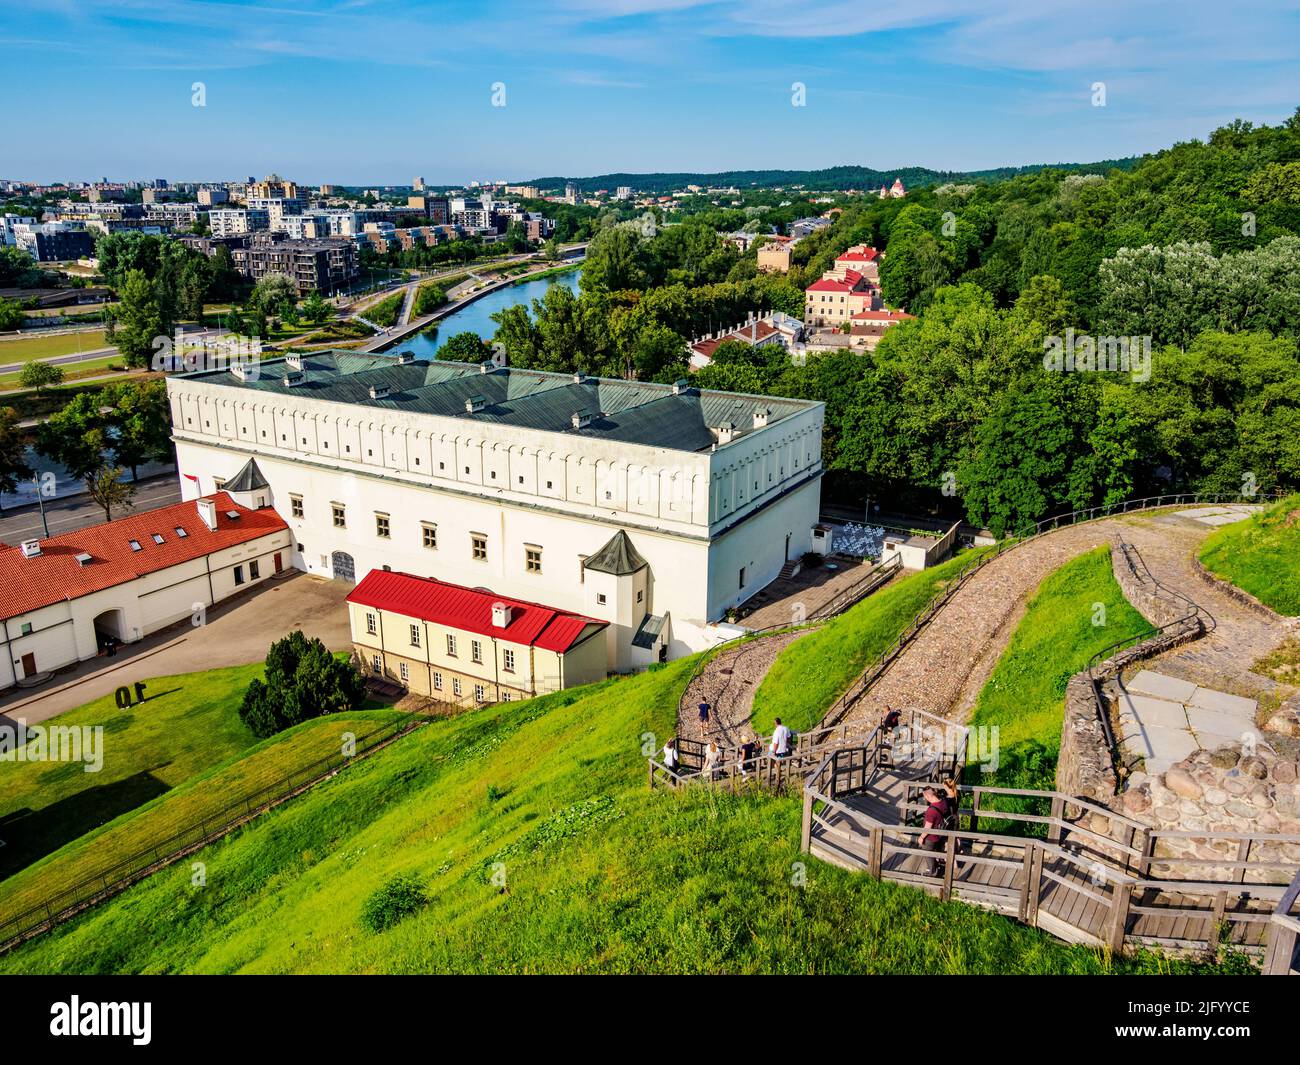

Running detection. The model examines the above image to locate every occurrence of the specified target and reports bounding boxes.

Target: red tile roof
[347,570,606,653]
[0,492,289,621]
[806,278,857,293]
[851,309,915,321]
[836,247,879,262]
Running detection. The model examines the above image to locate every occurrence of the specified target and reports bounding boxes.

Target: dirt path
[677,630,808,747]
[839,507,1296,732]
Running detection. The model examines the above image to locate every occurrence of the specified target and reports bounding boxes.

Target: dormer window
[128,540,142,551]
[152,533,164,544]
[175,526,188,538]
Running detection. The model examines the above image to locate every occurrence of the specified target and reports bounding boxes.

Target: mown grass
[365,292,406,328]
[1199,494,1300,616]
[965,546,1154,811]
[0,660,405,920]
[751,549,990,734]
[0,330,111,361]
[2,654,1232,975]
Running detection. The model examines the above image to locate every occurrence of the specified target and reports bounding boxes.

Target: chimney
[285,353,303,371]
[671,379,693,395]
[491,602,512,628]
[283,370,304,387]
[753,407,770,429]
[466,395,486,413]
[572,371,585,384]
[714,422,736,445]
[196,497,218,532]
[20,538,41,559]
[396,351,415,364]
[479,360,496,374]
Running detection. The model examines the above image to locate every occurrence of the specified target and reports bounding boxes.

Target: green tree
[0,298,25,331]
[84,465,135,523]
[238,630,366,738]
[18,360,64,394]
[580,225,647,294]
[252,271,297,312]
[437,331,494,362]
[35,392,109,482]
[104,379,173,479]
[301,291,331,325]
[112,269,164,368]
[0,407,32,495]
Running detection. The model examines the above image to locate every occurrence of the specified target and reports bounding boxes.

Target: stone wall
[1055,540,1205,806]
[1120,742,1300,882]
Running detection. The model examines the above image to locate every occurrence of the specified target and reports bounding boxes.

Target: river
[398,268,581,359]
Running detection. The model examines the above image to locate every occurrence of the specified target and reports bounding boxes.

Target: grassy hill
[1199,494,1300,615]
[0,662,404,923]
[1,648,1224,974]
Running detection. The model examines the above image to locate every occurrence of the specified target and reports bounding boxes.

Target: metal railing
[0,713,424,955]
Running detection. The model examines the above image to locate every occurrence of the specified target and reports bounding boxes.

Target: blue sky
[3,0,1298,184]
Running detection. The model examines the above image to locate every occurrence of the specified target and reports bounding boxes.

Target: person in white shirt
[663,737,680,772]
[703,741,722,780]
[770,718,792,759]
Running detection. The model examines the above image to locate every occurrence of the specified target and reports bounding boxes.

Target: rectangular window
[503,691,512,702]
[471,640,482,664]
[452,677,462,697]
[399,661,409,683]
[410,624,421,648]
[332,504,346,528]
[503,648,515,673]
[525,547,542,574]
[474,684,486,703]
[250,560,260,579]
[372,654,382,671]
[597,593,607,605]
[433,671,443,691]
[234,565,245,586]
[375,513,390,539]
[366,612,377,635]
[290,495,304,518]
[446,634,457,657]
[471,534,487,561]
[739,566,747,589]
[20,622,33,636]
[421,522,437,549]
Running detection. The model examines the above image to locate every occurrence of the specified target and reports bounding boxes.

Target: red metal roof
[347,570,606,653]
[0,492,289,621]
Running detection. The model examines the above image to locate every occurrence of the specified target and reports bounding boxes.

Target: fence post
[800,789,813,852]
[1107,881,1133,955]
[941,833,957,901]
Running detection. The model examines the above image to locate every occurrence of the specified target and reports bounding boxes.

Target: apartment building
[229,236,359,295]
[167,353,825,666]
[210,208,270,238]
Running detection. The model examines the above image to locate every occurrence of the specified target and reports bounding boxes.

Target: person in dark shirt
[738,735,760,778]
[921,786,950,876]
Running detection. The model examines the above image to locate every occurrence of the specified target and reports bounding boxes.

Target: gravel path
[677,630,808,748]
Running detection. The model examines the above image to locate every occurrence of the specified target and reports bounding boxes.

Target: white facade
[167,359,824,662]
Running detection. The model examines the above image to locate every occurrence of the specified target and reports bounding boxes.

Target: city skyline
[4,0,1298,184]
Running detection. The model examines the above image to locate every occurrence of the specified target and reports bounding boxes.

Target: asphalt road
[0,473,182,543]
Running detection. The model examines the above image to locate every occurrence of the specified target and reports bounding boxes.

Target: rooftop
[346,570,607,653]
[0,493,288,621]
[176,353,818,453]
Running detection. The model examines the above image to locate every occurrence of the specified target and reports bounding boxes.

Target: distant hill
[520,158,1140,195]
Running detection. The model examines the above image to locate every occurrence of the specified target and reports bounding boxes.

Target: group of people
[661,711,797,782]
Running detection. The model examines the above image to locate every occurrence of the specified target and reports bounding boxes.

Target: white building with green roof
[166,351,824,666]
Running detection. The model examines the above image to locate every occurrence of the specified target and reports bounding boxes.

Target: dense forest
[484,112,1300,533]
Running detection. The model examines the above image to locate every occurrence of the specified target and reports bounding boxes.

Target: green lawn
[1199,494,1300,615]
[0,330,111,362]
[751,549,990,734]
[0,662,405,921]
[965,545,1154,801]
[0,354,123,390]
[2,651,1242,974]
[365,292,405,328]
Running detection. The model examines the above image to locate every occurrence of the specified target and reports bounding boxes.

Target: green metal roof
[177,351,819,454]
[224,457,269,492]
[584,530,648,576]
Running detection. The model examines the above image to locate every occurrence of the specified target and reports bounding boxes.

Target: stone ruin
[1120,742,1300,882]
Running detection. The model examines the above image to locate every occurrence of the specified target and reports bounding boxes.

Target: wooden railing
[802,763,1300,963]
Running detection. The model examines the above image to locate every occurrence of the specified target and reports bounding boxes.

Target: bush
[360,873,429,933]
[238,630,366,738]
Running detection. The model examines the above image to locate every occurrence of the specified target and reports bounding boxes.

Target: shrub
[239,630,366,738]
[360,873,429,933]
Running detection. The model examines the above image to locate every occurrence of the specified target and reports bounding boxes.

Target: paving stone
[1127,670,1199,702]
[1189,686,1257,715]
[1118,692,1189,730]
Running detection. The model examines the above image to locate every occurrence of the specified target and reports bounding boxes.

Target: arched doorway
[93,608,127,654]
[331,551,356,583]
